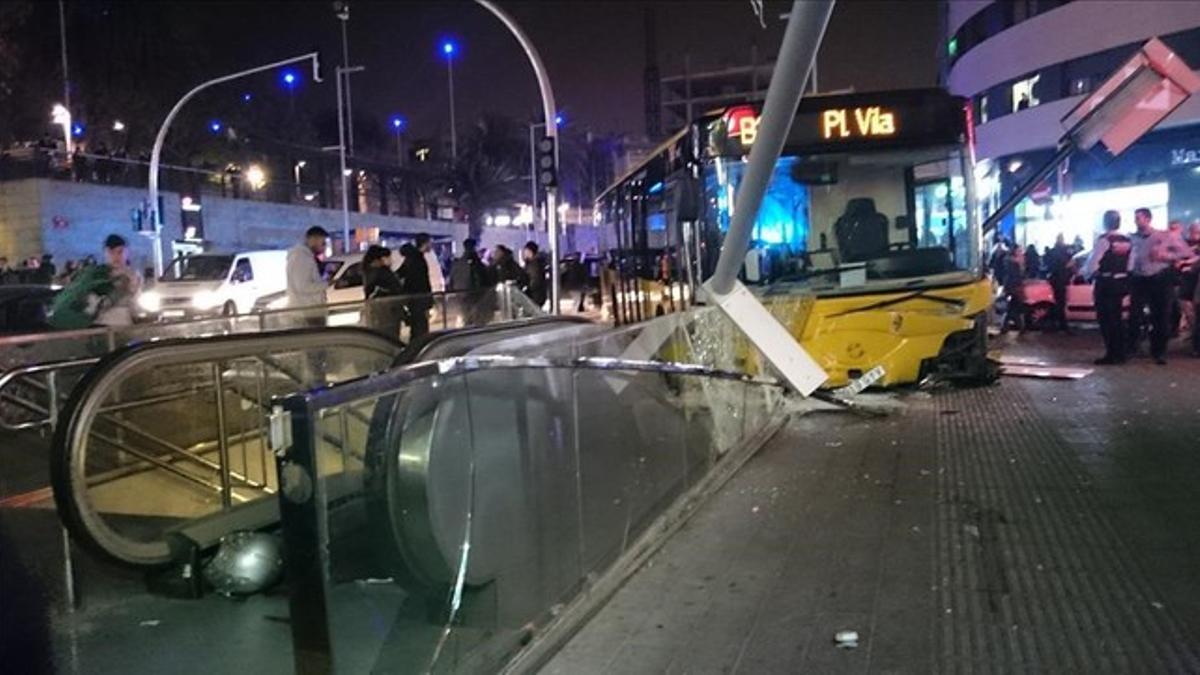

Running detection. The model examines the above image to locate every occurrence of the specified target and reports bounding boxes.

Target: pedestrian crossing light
[537,135,557,187]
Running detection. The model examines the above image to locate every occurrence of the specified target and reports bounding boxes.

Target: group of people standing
[995,234,1081,334]
[286,226,550,345]
[1086,209,1200,365]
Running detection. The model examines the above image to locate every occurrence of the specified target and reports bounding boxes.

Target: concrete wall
[0,180,47,262]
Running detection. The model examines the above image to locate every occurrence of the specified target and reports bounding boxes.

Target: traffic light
[537,135,557,188]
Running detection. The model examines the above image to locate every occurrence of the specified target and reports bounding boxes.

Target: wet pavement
[4,329,1200,673]
[545,331,1200,674]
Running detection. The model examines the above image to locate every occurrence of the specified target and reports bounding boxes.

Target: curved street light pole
[147,52,322,278]
[474,0,561,313]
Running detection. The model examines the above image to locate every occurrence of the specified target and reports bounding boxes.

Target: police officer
[1127,207,1191,364]
[1084,210,1132,364]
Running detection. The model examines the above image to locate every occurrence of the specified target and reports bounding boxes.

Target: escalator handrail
[281,353,785,412]
[50,326,403,566]
[395,315,592,365]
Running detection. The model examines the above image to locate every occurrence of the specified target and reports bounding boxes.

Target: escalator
[47,307,789,673]
[49,317,588,568]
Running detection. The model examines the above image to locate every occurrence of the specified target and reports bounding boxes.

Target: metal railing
[0,284,542,431]
[273,347,788,674]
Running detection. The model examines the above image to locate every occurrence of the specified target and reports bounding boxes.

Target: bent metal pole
[474,0,561,313]
[707,0,834,296]
[147,52,321,278]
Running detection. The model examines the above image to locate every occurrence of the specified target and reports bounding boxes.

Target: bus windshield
[160,255,234,282]
[703,145,979,293]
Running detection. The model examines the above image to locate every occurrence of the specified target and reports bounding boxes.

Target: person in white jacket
[416,233,445,293]
[286,226,330,324]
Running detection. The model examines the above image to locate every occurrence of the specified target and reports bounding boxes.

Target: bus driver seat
[834,198,890,263]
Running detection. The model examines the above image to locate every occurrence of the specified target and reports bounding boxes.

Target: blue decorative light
[241,93,252,103]
[440,40,457,58]
[554,113,564,127]
[209,120,223,134]
[390,115,406,131]
[71,123,84,137]
[281,70,298,88]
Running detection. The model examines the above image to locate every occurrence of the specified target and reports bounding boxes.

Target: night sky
[29,1,940,144]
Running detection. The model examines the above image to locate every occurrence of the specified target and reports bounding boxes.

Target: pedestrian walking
[1045,234,1074,333]
[48,234,142,329]
[1000,246,1026,333]
[398,243,433,340]
[1179,222,1200,357]
[449,238,492,326]
[490,245,527,285]
[416,233,445,294]
[522,241,548,308]
[362,245,404,341]
[1127,208,1191,365]
[285,226,330,325]
[1085,210,1133,364]
[1024,244,1041,279]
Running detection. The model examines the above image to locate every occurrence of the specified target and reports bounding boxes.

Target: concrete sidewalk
[545,333,1200,674]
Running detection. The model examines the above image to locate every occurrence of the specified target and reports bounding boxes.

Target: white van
[137,250,288,320]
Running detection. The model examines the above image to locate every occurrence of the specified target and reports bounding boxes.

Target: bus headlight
[193,291,222,310]
[138,291,161,312]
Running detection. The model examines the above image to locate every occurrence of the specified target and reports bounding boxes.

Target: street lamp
[245,164,267,190]
[147,51,322,277]
[51,104,72,153]
[390,115,407,165]
[281,69,299,115]
[440,39,458,160]
[112,120,126,132]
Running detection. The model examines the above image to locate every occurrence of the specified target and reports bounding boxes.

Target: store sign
[820,106,897,140]
[1170,147,1200,166]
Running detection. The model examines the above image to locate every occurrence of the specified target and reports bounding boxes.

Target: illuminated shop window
[1011,75,1040,112]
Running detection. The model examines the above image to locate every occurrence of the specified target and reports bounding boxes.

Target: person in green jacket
[47,234,141,329]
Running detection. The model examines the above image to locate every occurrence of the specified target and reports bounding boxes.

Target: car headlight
[138,291,161,312]
[193,291,222,310]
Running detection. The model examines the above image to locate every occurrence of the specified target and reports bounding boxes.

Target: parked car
[137,250,288,320]
[1021,251,1128,327]
[0,284,59,335]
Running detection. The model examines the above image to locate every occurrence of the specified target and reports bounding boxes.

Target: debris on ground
[1000,364,1093,380]
[834,630,860,649]
[138,620,161,628]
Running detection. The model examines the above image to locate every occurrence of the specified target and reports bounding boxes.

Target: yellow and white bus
[596,88,993,388]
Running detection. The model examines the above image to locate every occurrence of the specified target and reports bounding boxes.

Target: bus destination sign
[705,90,965,157]
[820,106,897,140]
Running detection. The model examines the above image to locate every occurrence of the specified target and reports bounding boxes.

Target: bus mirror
[674,176,702,221]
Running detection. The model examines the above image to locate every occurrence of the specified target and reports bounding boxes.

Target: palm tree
[447,114,527,239]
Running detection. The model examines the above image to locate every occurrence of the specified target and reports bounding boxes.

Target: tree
[447,114,527,239]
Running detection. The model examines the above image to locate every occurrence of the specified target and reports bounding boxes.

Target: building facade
[942,0,1200,249]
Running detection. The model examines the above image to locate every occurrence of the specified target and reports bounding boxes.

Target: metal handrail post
[212,362,234,509]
